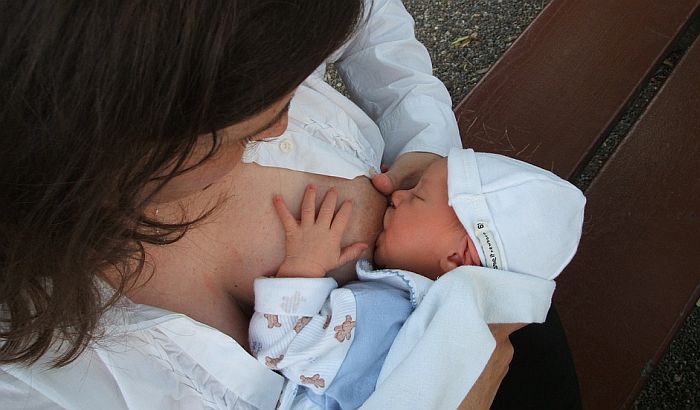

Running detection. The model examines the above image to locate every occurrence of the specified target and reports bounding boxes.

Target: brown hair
[0,0,363,366]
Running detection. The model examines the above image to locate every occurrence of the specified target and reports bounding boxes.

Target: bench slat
[554,33,700,409]
[455,0,700,179]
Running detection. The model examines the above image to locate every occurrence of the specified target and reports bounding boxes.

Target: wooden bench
[453,0,700,408]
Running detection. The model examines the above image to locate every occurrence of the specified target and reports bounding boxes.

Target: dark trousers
[491,306,583,410]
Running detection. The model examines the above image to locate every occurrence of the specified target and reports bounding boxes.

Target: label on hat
[474,222,503,270]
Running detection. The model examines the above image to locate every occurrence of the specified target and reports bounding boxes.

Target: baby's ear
[439,234,480,273]
[439,234,469,272]
[439,252,463,273]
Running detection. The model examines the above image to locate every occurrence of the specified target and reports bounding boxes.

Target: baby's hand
[273,185,368,278]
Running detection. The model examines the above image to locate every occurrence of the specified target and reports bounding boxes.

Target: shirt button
[369,168,379,177]
[279,140,293,153]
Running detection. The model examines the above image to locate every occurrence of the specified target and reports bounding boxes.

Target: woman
[0,1,573,408]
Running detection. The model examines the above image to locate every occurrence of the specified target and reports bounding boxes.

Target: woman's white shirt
[1,297,284,410]
[242,0,461,180]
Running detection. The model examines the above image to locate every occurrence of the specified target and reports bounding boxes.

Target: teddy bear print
[300,373,325,389]
[334,315,355,342]
[265,354,284,369]
[264,313,281,329]
[294,316,312,333]
[323,314,332,329]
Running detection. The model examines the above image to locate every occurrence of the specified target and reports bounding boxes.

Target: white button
[279,140,293,153]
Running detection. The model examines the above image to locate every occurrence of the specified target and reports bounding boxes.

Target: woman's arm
[330,0,463,193]
[332,0,461,165]
[458,324,524,410]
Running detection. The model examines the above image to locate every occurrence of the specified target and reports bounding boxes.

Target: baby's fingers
[338,242,369,266]
[317,187,338,227]
[300,184,318,226]
[330,200,354,235]
[273,195,297,231]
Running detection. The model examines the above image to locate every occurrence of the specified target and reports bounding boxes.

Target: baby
[249,148,586,409]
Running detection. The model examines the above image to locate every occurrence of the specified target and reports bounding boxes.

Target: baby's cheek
[371,246,387,269]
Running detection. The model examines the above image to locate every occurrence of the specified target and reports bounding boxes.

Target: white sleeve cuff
[254,277,338,316]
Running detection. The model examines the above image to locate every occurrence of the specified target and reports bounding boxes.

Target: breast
[187,162,387,309]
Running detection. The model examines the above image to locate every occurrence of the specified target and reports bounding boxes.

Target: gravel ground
[332,0,700,407]
[403,0,548,104]
[635,307,700,409]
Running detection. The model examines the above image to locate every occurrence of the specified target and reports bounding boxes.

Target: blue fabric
[305,280,413,409]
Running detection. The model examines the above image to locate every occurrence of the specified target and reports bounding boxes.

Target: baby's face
[374,158,467,279]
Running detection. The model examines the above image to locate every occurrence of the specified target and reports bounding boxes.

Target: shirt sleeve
[249,277,357,395]
[331,0,462,165]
